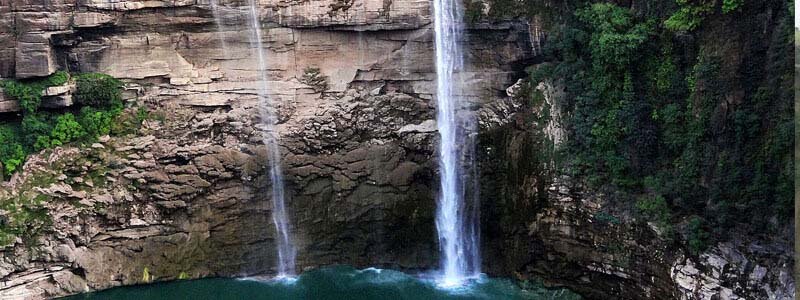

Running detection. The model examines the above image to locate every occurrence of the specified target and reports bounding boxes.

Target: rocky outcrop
[671,241,794,299]
[0,89,20,112]
[0,0,434,80]
[483,170,795,299]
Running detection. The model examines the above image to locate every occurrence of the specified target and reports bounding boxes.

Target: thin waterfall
[246,0,297,278]
[209,0,229,58]
[357,1,365,65]
[432,0,480,287]
[400,31,411,77]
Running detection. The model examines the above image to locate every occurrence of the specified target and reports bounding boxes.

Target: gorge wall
[478,112,795,299]
[0,0,534,297]
[0,0,794,299]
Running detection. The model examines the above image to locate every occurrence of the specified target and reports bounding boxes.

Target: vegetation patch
[0,192,51,247]
[0,171,57,247]
[665,0,743,32]
[593,211,621,225]
[0,72,129,179]
[521,0,792,249]
[0,71,69,113]
[74,73,123,109]
[0,71,151,248]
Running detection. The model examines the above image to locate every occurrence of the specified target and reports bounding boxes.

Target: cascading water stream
[246,0,297,278]
[432,0,480,287]
[209,0,229,58]
[356,1,365,65]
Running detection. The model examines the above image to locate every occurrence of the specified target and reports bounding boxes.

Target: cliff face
[0,1,793,300]
[479,114,795,299]
[0,0,533,298]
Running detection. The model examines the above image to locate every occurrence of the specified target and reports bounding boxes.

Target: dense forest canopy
[474,0,793,252]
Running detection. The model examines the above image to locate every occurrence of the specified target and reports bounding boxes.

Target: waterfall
[357,1,365,65]
[247,0,297,278]
[209,0,229,58]
[432,0,480,287]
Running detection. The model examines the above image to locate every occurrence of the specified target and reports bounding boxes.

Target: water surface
[63,266,580,300]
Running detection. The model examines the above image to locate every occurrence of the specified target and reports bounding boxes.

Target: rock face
[0,1,793,300]
[477,83,795,300]
[0,0,531,298]
[671,242,795,299]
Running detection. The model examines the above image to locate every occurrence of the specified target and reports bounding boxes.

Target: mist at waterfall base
[62,266,581,300]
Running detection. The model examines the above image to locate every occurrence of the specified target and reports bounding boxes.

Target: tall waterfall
[432,0,480,287]
[247,0,297,278]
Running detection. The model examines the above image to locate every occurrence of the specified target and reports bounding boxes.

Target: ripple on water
[63,266,582,300]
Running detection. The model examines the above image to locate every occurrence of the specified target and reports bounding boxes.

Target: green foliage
[576,4,652,69]
[136,106,150,123]
[74,73,123,109]
[1,81,41,113]
[665,0,745,31]
[0,72,126,179]
[687,216,710,254]
[0,125,26,177]
[0,193,50,247]
[50,113,86,146]
[594,211,621,225]
[636,195,674,240]
[721,0,743,13]
[652,50,680,94]
[526,64,554,106]
[0,71,131,246]
[110,106,148,136]
[0,71,69,113]
[537,0,793,244]
[552,3,654,186]
[0,170,54,247]
[21,113,55,151]
[664,0,714,31]
[78,107,114,138]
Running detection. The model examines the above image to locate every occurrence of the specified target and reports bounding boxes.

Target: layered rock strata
[0,0,531,298]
